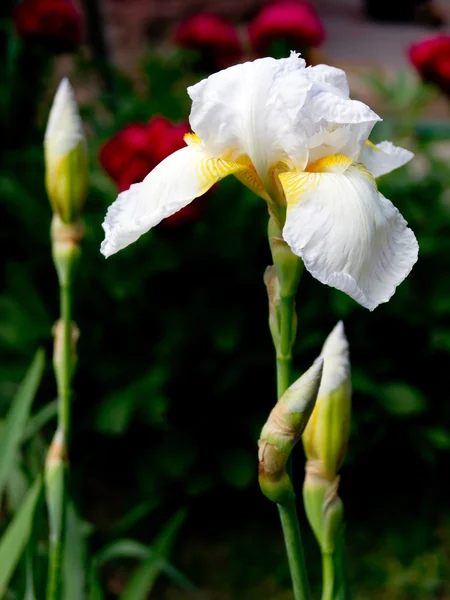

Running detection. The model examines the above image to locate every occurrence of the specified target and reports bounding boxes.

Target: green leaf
[24,544,37,600]
[378,383,427,417]
[425,427,450,450]
[120,509,186,600]
[88,565,104,600]
[96,539,149,564]
[0,476,42,597]
[95,538,195,592]
[108,500,159,537]
[22,400,57,442]
[0,350,45,495]
[63,502,88,600]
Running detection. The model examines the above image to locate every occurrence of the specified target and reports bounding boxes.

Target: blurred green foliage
[1,35,450,597]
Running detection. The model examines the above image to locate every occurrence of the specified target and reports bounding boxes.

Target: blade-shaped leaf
[24,544,37,600]
[22,400,57,442]
[0,350,45,495]
[0,476,42,597]
[95,539,195,593]
[88,565,104,600]
[63,501,87,600]
[121,509,186,600]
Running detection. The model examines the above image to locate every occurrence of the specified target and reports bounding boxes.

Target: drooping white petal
[101,144,245,257]
[188,53,311,183]
[280,156,418,310]
[317,321,350,397]
[45,78,84,158]
[360,141,414,178]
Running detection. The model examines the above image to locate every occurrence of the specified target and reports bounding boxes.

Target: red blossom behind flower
[248,0,325,56]
[174,12,243,69]
[409,35,450,96]
[14,0,83,53]
[100,117,206,227]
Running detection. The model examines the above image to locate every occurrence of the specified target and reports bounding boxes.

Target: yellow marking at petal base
[279,170,320,207]
[184,132,202,146]
[280,158,375,208]
[234,164,270,202]
[306,154,352,174]
[365,140,382,152]
[195,156,247,191]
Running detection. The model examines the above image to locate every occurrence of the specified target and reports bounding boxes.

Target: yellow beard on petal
[306,154,352,174]
[280,155,376,208]
[184,132,202,146]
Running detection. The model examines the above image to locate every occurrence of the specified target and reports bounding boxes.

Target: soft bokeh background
[2,0,450,597]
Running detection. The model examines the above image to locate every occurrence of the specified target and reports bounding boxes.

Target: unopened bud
[303,321,351,481]
[259,359,323,503]
[268,216,303,298]
[44,78,88,223]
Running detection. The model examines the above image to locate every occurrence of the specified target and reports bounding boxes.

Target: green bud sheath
[45,141,88,223]
[268,216,303,298]
[322,486,344,555]
[45,429,67,542]
[259,359,324,503]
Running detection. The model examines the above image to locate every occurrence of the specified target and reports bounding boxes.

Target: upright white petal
[188,53,311,184]
[302,96,380,164]
[101,144,245,257]
[303,64,350,98]
[291,65,380,164]
[280,156,418,310]
[45,78,84,159]
[361,141,414,178]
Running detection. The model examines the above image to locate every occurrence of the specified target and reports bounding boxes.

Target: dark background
[2,0,450,597]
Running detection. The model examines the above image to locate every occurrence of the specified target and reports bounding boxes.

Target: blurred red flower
[100,117,206,226]
[409,35,450,96]
[100,117,190,192]
[14,0,82,53]
[248,0,325,56]
[174,12,243,69]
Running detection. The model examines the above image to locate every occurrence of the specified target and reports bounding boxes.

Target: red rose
[146,117,190,165]
[100,116,191,193]
[249,1,325,56]
[174,12,243,69]
[100,123,153,187]
[14,0,82,53]
[409,35,450,96]
[100,116,207,226]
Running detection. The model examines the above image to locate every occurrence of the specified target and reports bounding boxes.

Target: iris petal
[280,156,418,310]
[361,140,414,178]
[101,146,245,257]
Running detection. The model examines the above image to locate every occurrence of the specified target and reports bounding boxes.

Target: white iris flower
[101,53,418,311]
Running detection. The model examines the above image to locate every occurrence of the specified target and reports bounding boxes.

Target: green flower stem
[46,222,79,600]
[278,498,311,600]
[274,294,310,600]
[321,552,334,600]
[276,295,295,400]
[59,283,72,435]
[334,530,350,600]
[46,283,73,600]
